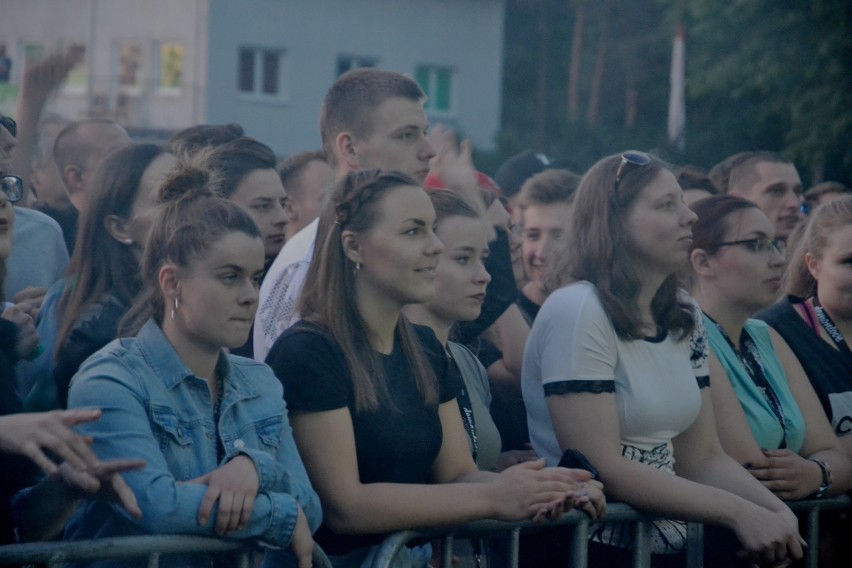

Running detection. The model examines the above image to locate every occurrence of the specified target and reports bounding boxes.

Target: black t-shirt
[516,290,541,326]
[33,202,78,256]
[757,297,852,437]
[266,319,461,555]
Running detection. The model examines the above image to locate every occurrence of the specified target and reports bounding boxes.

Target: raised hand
[0,409,102,475]
[58,457,146,519]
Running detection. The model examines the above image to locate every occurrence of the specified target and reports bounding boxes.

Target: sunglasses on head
[0,116,16,138]
[614,151,651,190]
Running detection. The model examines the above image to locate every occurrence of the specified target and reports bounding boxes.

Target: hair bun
[158,165,216,203]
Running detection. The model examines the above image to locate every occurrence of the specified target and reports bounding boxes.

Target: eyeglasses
[715,237,787,256]
[0,116,16,138]
[614,151,651,190]
[0,174,23,203]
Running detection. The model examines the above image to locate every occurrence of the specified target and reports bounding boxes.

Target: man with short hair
[516,168,580,324]
[46,119,130,253]
[278,150,334,241]
[803,181,851,211]
[711,151,804,240]
[255,68,437,360]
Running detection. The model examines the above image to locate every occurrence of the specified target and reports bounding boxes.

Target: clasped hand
[491,458,606,523]
[746,449,823,501]
[186,455,260,535]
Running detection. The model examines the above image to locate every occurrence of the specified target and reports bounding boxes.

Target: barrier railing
[0,534,333,567]
[369,495,850,568]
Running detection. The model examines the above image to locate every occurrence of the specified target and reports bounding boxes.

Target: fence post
[632,520,651,568]
[441,534,454,568]
[686,522,703,568]
[570,520,589,568]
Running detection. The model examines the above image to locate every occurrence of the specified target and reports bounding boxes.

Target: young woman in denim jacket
[65,163,321,567]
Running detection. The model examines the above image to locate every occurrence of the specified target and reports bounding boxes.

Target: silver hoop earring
[171,296,180,320]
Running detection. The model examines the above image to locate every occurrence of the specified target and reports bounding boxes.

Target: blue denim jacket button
[233,439,245,449]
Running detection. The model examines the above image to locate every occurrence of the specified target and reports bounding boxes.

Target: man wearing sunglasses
[712,151,804,242]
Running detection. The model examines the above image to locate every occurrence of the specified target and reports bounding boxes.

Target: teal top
[705,316,805,453]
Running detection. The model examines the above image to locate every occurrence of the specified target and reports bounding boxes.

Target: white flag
[668,25,686,152]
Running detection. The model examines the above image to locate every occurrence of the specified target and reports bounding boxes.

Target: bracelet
[808,458,832,499]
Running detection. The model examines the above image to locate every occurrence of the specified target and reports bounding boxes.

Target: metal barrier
[0,534,333,567]
[369,495,850,568]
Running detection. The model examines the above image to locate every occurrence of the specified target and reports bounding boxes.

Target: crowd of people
[1,50,851,568]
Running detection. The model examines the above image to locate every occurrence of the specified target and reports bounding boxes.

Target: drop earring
[171,296,180,320]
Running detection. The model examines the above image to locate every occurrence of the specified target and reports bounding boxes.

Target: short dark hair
[319,69,424,168]
[53,118,121,173]
[709,151,787,195]
[168,123,245,156]
[278,149,327,201]
[517,168,580,209]
[804,181,851,204]
[675,165,718,195]
[205,137,277,198]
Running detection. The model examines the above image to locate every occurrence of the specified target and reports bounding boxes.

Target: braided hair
[300,169,439,412]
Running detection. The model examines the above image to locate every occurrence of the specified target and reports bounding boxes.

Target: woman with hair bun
[65,163,320,568]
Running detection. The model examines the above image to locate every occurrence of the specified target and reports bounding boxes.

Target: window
[415,65,453,113]
[117,43,143,92]
[337,55,377,77]
[238,47,285,98]
[158,42,184,92]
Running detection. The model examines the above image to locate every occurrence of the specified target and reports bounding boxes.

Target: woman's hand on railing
[730,502,805,568]
[487,458,603,523]
[746,449,823,501]
[569,476,606,520]
[186,455,260,535]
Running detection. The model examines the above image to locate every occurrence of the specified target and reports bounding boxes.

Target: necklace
[813,296,852,358]
[213,368,225,462]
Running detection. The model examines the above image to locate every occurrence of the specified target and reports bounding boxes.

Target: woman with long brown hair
[266,170,598,567]
[524,152,804,567]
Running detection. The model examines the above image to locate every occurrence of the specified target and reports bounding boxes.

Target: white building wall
[1,0,504,153]
[206,0,505,155]
[0,0,206,132]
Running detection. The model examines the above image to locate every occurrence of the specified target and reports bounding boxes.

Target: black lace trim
[544,380,615,396]
[696,375,710,389]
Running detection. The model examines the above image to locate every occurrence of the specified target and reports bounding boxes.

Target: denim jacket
[64,319,321,567]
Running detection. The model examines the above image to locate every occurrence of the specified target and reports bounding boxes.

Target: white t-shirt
[522,281,709,552]
[253,218,318,361]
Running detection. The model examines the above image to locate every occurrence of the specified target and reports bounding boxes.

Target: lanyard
[813,296,852,358]
[705,313,787,449]
[447,350,478,462]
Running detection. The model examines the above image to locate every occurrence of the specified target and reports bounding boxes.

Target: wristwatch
[808,458,832,499]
